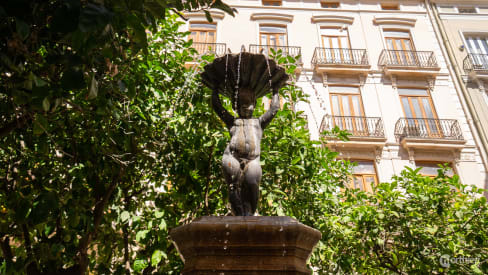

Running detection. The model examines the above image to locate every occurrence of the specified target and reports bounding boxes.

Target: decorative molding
[311,15,354,25]
[374,147,383,164]
[359,75,366,87]
[427,77,435,90]
[452,149,461,164]
[184,11,225,21]
[373,16,416,27]
[407,148,415,164]
[322,72,328,87]
[391,75,398,90]
[250,13,293,23]
[476,79,486,93]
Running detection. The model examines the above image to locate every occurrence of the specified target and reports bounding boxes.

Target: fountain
[170,49,321,274]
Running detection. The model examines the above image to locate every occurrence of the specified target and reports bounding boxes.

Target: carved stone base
[170,216,322,274]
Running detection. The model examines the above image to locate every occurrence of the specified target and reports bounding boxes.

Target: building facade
[182,0,488,191]
[429,0,488,193]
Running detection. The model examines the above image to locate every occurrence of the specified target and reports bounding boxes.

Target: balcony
[394,118,465,150]
[311,48,370,75]
[378,50,440,77]
[320,115,386,149]
[249,44,302,66]
[464,53,488,80]
[191,42,227,57]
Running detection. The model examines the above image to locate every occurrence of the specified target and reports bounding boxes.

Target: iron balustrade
[394,118,463,140]
[191,42,227,56]
[320,116,385,138]
[378,49,438,68]
[248,44,302,62]
[464,53,488,72]
[311,48,369,66]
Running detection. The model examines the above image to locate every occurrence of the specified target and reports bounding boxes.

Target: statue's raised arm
[259,88,280,129]
[212,90,234,129]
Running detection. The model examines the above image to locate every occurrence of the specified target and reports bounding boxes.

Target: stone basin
[170,216,322,274]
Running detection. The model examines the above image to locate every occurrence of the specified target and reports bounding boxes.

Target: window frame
[259,24,288,47]
[188,22,217,44]
[262,0,282,6]
[398,87,442,138]
[346,159,379,193]
[380,3,400,10]
[321,1,340,8]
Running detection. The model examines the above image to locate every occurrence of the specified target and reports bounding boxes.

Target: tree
[1,2,487,274]
[0,0,235,273]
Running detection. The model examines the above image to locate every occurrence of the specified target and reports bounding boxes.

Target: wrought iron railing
[320,115,385,138]
[464,53,488,72]
[394,118,463,140]
[191,42,226,56]
[311,48,369,66]
[378,50,438,68]
[248,44,302,62]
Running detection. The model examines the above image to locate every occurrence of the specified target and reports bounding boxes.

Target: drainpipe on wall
[425,0,488,185]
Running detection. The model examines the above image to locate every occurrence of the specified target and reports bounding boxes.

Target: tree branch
[77,167,124,274]
[0,236,13,264]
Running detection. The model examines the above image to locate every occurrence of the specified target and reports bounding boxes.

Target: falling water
[234,46,245,111]
[264,52,273,92]
[224,50,229,96]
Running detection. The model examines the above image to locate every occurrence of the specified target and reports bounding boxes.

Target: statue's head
[236,88,256,119]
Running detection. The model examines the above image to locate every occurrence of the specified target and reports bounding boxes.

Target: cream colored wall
[180,0,487,188]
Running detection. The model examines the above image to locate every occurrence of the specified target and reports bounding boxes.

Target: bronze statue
[201,52,288,216]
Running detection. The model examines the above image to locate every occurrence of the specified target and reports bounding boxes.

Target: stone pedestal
[170,216,321,274]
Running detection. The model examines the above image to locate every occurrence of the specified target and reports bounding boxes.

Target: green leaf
[88,75,98,100]
[136,230,149,242]
[133,259,148,272]
[120,211,130,222]
[159,219,167,230]
[16,18,30,40]
[42,98,50,112]
[151,249,166,267]
[33,114,49,135]
[155,210,164,218]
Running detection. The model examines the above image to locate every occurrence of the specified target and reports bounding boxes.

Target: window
[464,35,488,68]
[458,7,477,14]
[381,3,400,10]
[262,0,282,6]
[347,160,378,192]
[415,162,454,178]
[329,86,367,135]
[189,23,216,43]
[321,1,340,8]
[259,25,287,55]
[321,28,352,63]
[399,88,441,138]
[384,30,416,65]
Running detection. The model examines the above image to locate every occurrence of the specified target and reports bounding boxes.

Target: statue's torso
[229,118,262,160]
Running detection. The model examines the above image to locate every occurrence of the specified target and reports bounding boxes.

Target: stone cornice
[373,16,417,27]
[311,15,354,25]
[184,10,225,21]
[250,12,294,23]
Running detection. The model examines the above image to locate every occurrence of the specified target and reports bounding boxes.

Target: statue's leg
[222,148,244,216]
[241,158,262,216]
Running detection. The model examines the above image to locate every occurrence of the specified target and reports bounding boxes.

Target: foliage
[1,2,487,274]
[0,0,235,273]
